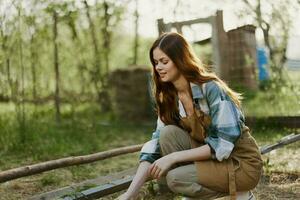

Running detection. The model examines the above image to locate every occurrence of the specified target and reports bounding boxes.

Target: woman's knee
[159,125,182,144]
[166,169,180,193]
[165,165,200,195]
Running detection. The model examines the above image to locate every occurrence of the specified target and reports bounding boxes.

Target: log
[0,144,143,183]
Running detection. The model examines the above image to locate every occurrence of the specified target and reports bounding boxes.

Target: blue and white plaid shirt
[139,80,245,163]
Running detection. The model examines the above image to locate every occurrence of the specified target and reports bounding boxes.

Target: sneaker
[237,191,255,200]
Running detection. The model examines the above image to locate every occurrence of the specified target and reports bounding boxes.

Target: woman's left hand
[148,153,177,179]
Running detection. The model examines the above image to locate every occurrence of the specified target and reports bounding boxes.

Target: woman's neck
[172,75,190,96]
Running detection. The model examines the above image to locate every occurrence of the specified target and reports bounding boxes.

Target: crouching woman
[117,32,263,200]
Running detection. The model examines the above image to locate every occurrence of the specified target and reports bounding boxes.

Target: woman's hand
[149,153,177,179]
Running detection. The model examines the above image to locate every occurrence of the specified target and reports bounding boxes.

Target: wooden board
[29,167,137,200]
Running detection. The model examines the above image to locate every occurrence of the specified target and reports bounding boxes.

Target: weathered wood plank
[62,176,133,200]
[29,167,137,200]
[260,133,300,154]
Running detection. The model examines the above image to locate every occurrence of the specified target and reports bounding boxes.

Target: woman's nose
[156,63,163,71]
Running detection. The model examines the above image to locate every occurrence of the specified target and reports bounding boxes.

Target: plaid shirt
[139,80,245,163]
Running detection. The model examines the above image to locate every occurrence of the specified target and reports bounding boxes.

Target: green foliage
[0,0,153,100]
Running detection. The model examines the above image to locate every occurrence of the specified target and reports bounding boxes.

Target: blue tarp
[256,47,269,81]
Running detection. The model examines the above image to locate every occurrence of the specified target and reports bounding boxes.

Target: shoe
[237,191,255,200]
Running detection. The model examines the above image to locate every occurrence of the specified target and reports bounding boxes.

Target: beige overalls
[158,82,263,199]
[177,106,263,200]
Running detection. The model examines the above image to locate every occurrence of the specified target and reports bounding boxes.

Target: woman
[118,32,263,200]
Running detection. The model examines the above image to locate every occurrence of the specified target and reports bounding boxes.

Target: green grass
[242,87,300,117]
[0,102,153,171]
[242,70,300,117]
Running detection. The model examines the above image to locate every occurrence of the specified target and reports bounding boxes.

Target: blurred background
[0,0,299,199]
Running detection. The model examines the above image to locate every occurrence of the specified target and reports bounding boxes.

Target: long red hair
[149,32,242,125]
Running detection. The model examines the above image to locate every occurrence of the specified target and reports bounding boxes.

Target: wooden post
[211,10,228,80]
[157,18,165,35]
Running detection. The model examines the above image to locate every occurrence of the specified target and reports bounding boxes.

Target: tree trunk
[99,1,112,112]
[84,0,102,95]
[53,11,61,123]
[30,34,37,103]
[17,4,26,143]
[102,1,110,74]
[66,11,87,94]
[132,0,139,65]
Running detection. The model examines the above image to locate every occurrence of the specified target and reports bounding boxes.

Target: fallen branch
[0,144,143,183]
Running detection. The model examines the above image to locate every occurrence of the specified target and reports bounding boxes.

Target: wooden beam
[260,133,300,154]
[30,167,137,200]
[0,144,143,183]
[63,175,134,200]
[164,17,212,27]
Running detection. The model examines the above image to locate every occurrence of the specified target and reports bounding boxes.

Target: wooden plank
[62,176,133,200]
[260,133,300,154]
[29,167,137,200]
[164,17,212,27]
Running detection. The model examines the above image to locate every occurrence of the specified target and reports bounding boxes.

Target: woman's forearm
[171,144,212,163]
[125,161,151,199]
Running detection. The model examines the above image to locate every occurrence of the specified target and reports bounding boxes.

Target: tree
[132,0,139,65]
[83,0,102,98]
[52,10,61,122]
[240,0,299,85]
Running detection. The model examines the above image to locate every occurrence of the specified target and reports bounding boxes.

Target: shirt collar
[190,82,203,99]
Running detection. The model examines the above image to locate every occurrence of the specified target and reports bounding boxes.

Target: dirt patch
[101,172,299,200]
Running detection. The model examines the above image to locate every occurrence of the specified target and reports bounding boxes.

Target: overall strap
[228,159,237,200]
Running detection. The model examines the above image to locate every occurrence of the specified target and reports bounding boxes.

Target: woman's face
[153,47,181,83]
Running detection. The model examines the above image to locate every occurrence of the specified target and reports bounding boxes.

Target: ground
[0,140,298,200]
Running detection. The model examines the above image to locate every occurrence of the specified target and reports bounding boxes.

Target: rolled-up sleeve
[204,81,242,161]
[139,117,165,163]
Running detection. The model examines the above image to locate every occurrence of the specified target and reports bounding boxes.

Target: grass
[242,70,300,116]
[0,102,153,171]
[242,87,300,117]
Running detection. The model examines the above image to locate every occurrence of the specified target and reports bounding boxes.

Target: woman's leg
[166,164,227,200]
[157,125,191,192]
[158,125,227,199]
[159,125,192,162]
